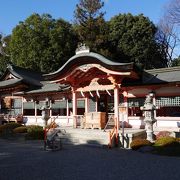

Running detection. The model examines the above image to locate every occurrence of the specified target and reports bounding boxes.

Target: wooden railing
[108,117,119,148]
[103,113,115,131]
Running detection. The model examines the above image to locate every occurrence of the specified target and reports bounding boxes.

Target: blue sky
[0,0,170,35]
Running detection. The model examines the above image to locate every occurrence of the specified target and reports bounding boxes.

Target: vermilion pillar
[66,99,69,124]
[114,86,119,131]
[72,90,77,128]
[123,92,128,123]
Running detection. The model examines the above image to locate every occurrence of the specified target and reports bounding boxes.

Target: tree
[108,13,167,69]
[0,34,11,74]
[9,13,77,73]
[155,19,179,67]
[166,0,180,25]
[171,56,180,66]
[157,0,180,66]
[74,0,109,55]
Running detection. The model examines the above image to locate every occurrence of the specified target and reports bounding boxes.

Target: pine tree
[74,0,109,55]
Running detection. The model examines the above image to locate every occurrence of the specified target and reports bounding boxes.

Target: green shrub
[130,139,152,150]
[154,136,176,147]
[153,137,180,156]
[156,131,171,140]
[0,123,22,136]
[13,126,27,133]
[25,125,44,140]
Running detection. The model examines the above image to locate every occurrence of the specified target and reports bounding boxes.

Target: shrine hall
[0,45,180,135]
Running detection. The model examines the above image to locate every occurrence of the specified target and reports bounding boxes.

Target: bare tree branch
[166,0,180,25]
[156,0,180,66]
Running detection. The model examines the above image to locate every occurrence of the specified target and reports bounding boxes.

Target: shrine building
[0,46,180,133]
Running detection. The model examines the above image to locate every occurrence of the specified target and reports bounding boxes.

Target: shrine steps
[57,127,146,148]
[57,127,110,147]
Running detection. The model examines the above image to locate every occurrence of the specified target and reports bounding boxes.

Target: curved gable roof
[0,64,43,87]
[44,52,135,80]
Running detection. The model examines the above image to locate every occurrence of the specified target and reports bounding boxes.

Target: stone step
[57,127,109,147]
[56,127,146,148]
[60,137,109,147]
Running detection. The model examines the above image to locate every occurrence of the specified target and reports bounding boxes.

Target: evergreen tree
[108,13,168,69]
[171,56,180,66]
[0,35,11,74]
[74,0,109,55]
[9,13,77,73]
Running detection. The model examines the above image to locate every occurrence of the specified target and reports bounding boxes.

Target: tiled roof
[1,57,180,93]
[143,66,180,84]
[0,64,43,87]
[0,64,71,94]
[122,66,180,86]
[24,83,70,94]
[0,79,23,88]
[44,52,135,80]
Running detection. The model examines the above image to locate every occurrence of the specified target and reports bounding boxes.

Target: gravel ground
[0,139,180,180]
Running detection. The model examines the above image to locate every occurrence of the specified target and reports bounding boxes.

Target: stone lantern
[40,98,50,129]
[140,93,157,142]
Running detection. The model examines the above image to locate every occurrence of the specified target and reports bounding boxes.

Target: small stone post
[140,93,157,142]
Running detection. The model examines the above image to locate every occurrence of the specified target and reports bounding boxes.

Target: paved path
[0,139,180,180]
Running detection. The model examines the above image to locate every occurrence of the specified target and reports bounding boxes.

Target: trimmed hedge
[154,136,177,147]
[130,139,152,150]
[25,125,44,140]
[0,124,44,140]
[153,136,180,156]
[13,126,27,133]
[0,123,22,136]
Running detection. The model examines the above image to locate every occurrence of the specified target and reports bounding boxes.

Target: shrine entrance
[97,93,115,122]
[84,93,113,130]
[97,94,107,113]
[45,46,139,131]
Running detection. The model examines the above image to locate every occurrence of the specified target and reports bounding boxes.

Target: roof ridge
[145,66,180,74]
